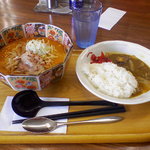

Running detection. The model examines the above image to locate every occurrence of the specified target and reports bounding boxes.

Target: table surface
[0,0,150,149]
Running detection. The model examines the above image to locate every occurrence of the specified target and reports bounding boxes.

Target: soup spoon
[22,116,123,133]
[12,90,117,117]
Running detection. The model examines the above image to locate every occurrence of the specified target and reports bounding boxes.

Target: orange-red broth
[0,37,66,75]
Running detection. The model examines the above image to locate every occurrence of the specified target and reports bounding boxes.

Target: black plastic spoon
[11,90,117,117]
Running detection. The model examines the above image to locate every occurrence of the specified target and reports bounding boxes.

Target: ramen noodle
[0,37,66,75]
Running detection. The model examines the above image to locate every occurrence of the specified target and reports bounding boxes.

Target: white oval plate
[76,40,150,104]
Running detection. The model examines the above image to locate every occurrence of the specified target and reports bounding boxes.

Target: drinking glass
[72,0,102,48]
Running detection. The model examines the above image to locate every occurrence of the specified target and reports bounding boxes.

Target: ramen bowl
[0,23,73,91]
[76,40,150,104]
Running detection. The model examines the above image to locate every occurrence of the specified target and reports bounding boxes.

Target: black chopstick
[12,105,126,124]
[41,100,118,106]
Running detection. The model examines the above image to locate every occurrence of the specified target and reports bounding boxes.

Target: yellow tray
[0,50,150,144]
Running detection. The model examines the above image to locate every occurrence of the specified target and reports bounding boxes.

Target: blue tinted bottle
[69,0,84,9]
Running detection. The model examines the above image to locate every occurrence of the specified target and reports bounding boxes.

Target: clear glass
[72,0,102,49]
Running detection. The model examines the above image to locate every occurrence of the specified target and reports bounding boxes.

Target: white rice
[82,62,138,98]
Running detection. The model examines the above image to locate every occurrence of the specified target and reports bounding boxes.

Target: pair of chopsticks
[12,103,126,124]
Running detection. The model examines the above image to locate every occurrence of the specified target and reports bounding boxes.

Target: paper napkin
[99,7,126,30]
[0,96,69,133]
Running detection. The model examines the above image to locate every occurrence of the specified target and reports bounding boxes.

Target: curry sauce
[106,53,150,97]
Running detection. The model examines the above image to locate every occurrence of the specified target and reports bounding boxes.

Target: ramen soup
[0,37,66,75]
[106,53,150,97]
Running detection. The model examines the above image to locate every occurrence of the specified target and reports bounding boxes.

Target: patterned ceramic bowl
[0,23,73,91]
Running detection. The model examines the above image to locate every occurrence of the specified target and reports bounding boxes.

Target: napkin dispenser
[33,0,94,14]
[34,0,58,10]
[47,0,58,9]
[34,0,71,14]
